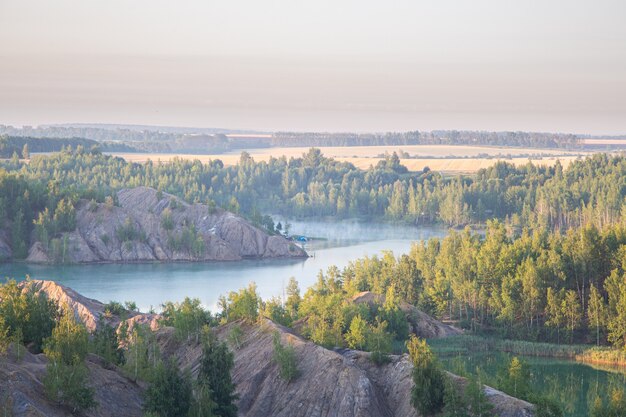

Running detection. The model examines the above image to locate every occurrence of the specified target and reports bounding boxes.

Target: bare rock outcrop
[20,280,153,333]
[158,319,533,417]
[25,186,306,263]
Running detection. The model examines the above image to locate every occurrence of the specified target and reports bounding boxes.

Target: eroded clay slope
[25,186,306,263]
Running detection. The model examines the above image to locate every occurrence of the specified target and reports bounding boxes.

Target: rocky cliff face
[24,186,306,263]
[159,320,534,417]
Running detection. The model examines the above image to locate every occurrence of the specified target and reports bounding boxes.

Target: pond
[438,349,626,417]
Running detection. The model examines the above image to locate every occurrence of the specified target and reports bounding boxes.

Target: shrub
[272,331,299,382]
[228,324,244,349]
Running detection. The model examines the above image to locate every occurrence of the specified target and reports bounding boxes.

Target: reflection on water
[0,222,446,311]
[440,351,626,417]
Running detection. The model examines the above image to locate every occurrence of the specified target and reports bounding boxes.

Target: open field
[110,144,590,173]
[110,150,584,173]
[224,144,586,158]
[583,138,626,145]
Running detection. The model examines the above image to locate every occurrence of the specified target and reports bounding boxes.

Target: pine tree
[90,316,124,365]
[143,359,192,417]
[198,330,238,417]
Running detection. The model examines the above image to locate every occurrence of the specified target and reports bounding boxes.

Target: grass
[427,335,626,365]
[576,347,626,367]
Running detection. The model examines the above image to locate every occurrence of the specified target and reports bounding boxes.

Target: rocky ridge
[160,320,534,417]
[24,186,306,263]
[2,282,535,417]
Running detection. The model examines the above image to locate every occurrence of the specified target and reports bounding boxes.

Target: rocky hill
[159,320,533,417]
[20,280,158,332]
[2,283,535,417]
[25,186,306,263]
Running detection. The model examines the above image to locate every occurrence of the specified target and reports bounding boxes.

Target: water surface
[1,221,445,311]
[440,350,626,417]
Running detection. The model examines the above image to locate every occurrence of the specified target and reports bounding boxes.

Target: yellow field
[110,149,584,173]
[226,145,584,158]
[583,138,626,145]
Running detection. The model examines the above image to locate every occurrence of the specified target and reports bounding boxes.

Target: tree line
[272,130,581,149]
[1,148,624,260]
[0,135,136,158]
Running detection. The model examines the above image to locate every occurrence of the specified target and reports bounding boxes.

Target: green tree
[442,377,469,417]
[197,330,238,417]
[222,283,260,323]
[53,198,76,232]
[161,207,174,231]
[465,374,493,417]
[143,359,192,417]
[499,357,530,399]
[228,324,244,350]
[562,290,582,343]
[346,315,368,350]
[545,288,565,344]
[189,381,217,417]
[43,305,96,412]
[90,316,124,365]
[161,297,210,342]
[407,335,446,416]
[366,319,393,365]
[587,285,607,346]
[123,324,160,382]
[0,280,58,352]
[285,277,301,320]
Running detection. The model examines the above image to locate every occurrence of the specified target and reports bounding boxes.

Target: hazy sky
[1,0,625,134]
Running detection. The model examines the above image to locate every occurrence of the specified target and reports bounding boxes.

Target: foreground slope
[0,347,143,417]
[2,283,534,417]
[159,320,534,417]
[26,186,306,263]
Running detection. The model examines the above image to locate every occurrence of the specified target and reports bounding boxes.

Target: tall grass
[576,347,626,367]
[429,335,626,366]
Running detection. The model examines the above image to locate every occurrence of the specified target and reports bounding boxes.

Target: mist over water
[1,222,447,311]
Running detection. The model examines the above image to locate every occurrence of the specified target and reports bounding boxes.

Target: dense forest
[1,148,624,253]
[0,135,136,158]
[2,148,625,347]
[2,125,582,150]
[272,131,581,149]
[282,221,626,348]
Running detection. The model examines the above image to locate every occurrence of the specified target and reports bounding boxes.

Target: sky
[1,0,625,134]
